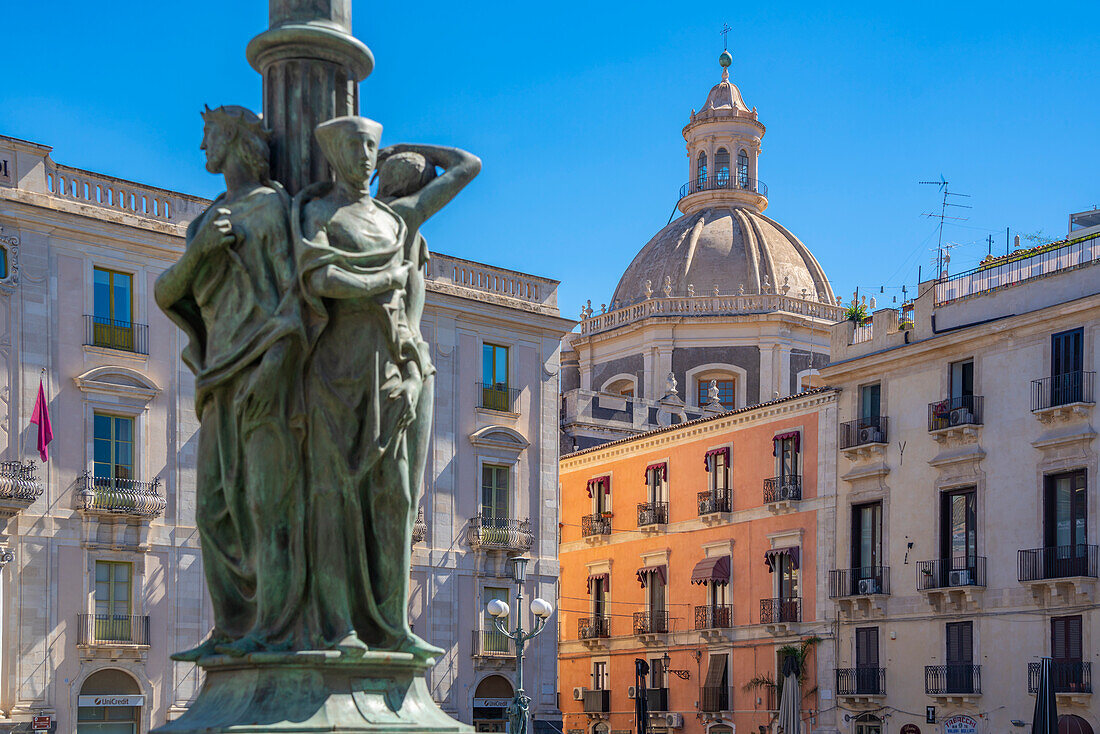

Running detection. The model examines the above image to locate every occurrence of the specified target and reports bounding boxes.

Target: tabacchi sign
[78,695,145,707]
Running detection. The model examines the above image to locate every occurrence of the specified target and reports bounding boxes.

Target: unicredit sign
[78,695,145,707]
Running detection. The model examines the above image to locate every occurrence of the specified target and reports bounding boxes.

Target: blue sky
[4,1,1098,319]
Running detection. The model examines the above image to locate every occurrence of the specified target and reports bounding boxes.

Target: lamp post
[486,556,554,734]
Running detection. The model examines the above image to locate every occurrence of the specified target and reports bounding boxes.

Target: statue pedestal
[154,651,472,734]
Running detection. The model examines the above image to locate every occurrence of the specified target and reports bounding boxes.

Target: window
[855,627,881,694]
[698,379,735,410]
[775,435,799,479]
[93,413,134,486]
[949,359,974,399]
[645,464,667,505]
[483,587,509,652]
[777,552,799,599]
[940,487,977,562]
[93,268,133,325]
[708,450,729,493]
[737,149,749,187]
[0,247,7,279]
[591,576,607,618]
[1052,328,1085,405]
[481,464,510,527]
[859,384,881,420]
[715,148,730,185]
[945,621,975,693]
[708,575,728,607]
[1052,615,1084,691]
[482,344,508,388]
[94,560,133,641]
[605,378,635,397]
[1045,470,1087,551]
[697,151,708,184]
[852,502,882,584]
[592,661,608,690]
[649,656,665,689]
[591,476,611,515]
[702,654,730,711]
[647,571,666,617]
[854,715,882,734]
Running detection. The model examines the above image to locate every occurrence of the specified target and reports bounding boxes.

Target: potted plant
[844,303,868,323]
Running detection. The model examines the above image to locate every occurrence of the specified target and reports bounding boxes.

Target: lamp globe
[530,598,554,619]
[486,599,510,618]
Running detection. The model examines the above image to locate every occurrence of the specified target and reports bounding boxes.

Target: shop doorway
[473,674,513,732]
[77,669,143,734]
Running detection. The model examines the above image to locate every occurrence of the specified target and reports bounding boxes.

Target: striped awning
[772,431,801,456]
[704,447,730,470]
[644,462,667,480]
[764,546,800,572]
[691,556,730,585]
[636,565,667,587]
[586,476,610,498]
[586,573,609,592]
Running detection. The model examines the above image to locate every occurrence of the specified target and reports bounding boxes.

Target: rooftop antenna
[720,23,732,50]
[920,175,971,278]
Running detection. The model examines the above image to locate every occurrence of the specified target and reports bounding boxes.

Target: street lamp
[486,556,554,734]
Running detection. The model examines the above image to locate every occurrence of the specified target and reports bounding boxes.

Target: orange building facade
[558,389,840,734]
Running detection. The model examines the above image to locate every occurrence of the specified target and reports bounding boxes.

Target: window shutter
[1053,616,1083,662]
[947,622,973,664]
[856,627,879,667]
[704,654,727,688]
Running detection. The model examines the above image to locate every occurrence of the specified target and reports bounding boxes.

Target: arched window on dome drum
[737,149,749,189]
[715,148,730,186]
[697,152,707,186]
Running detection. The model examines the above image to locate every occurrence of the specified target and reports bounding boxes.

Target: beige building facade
[821,214,1100,734]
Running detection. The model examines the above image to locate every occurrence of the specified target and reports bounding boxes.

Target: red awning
[704,447,730,470]
[764,546,800,572]
[690,556,730,585]
[586,476,610,498]
[772,431,801,456]
[636,565,667,587]
[586,573,609,593]
[644,462,667,480]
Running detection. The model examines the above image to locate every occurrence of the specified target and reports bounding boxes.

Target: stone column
[246,0,375,194]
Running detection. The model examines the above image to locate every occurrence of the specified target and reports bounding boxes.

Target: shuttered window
[946,621,973,664]
[856,627,879,667]
[704,653,728,688]
[1052,615,1083,663]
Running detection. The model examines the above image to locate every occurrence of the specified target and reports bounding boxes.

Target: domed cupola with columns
[560,52,844,454]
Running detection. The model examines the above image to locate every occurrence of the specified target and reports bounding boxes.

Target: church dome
[610,205,835,306]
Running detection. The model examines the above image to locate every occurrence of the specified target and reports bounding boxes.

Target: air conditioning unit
[857,578,881,595]
[627,686,637,699]
[948,408,973,426]
[665,713,684,729]
[948,569,972,586]
[778,485,797,501]
[858,427,883,444]
[573,687,587,701]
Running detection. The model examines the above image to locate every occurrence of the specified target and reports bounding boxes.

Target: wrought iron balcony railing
[1027,661,1092,694]
[412,508,426,544]
[77,613,150,645]
[581,513,611,537]
[698,489,731,515]
[925,664,981,695]
[0,461,44,503]
[637,501,668,527]
[582,689,610,713]
[1019,545,1099,581]
[472,629,514,657]
[699,686,730,712]
[633,610,669,635]
[1032,371,1095,410]
[477,382,519,412]
[679,174,768,200]
[836,667,886,696]
[84,315,149,354]
[576,616,611,638]
[763,475,801,503]
[916,557,987,590]
[694,604,732,629]
[760,597,801,624]
[928,395,984,431]
[76,473,166,517]
[828,567,890,597]
[839,416,888,449]
[466,515,533,552]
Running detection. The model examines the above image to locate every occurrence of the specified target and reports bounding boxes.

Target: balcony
[411,508,426,545]
[637,501,668,529]
[829,567,890,617]
[1018,545,1098,603]
[760,597,800,635]
[84,315,149,355]
[0,460,44,514]
[679,174,768,201]
[699,686,730,713]
[927,395,983,438]
[1032,372,1095,421]
[77,613,150,653]
[916,557,986,610]
[477,382,519,413]
[644,687,668,713]
[763,475,801,513]
[925,664,982,703]
[697,489,731,517]
[1028,661,1092,704]
[839,417,888,458]
[466,515,533,553]
[633,611,669,641]
[836,667,886,702]
[472,630,514,659]
[581,513,611,541]
[582,689,610,714]
[578,616,610,642]
[76,473,165,518]
[695,604,733,630]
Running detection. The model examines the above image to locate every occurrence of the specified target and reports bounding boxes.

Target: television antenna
[920,175,971,278]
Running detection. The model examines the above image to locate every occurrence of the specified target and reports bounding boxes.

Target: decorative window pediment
[73,366,160,405]
[468,425,529,454]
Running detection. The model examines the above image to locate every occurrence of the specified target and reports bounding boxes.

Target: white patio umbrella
[776,656,802,734]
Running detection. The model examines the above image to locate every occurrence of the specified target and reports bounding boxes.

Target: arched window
[0,246,8,279]
[737,149,749,188]
[715,149,730,186]
[78,669,142,734]
[697,151,707,185]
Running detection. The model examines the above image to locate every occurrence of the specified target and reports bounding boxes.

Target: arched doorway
[853,713,881,734]
[77,669,143,734]
[1059,715,1094,734]
[593,722,610,734]
[473,674,513,733]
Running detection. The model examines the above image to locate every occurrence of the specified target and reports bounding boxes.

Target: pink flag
[30,378,53,462]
